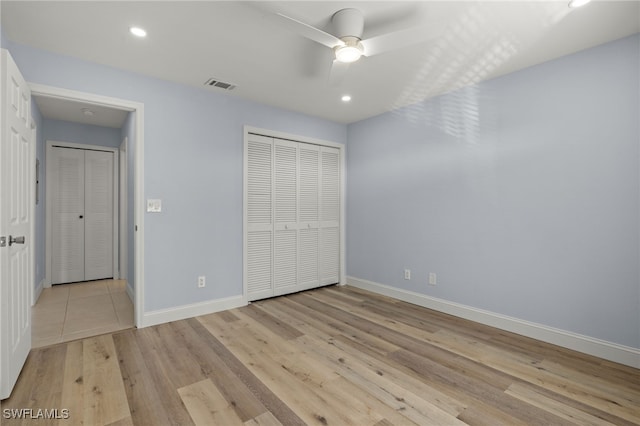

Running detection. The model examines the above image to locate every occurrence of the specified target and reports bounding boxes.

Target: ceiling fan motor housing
[332,8,364,39]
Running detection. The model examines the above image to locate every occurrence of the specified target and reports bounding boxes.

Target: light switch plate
[147,199,162,213]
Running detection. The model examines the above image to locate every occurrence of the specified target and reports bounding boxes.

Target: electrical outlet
[198,276,206,288]
[404,269,411,280]
[429,272,437,286]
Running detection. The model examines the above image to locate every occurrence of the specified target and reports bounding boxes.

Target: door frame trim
[45,141,119,285]
[119,137,128,283]
[30,83,144,328]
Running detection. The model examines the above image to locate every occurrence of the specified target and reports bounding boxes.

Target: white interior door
[51,147,114,284]
[298,143,320,291]
[273,139,298,295]
[84,150,113,280]
[51,147,85,284]
[319,147,340,285]
[246,134,274,300]
[0,49,33,399]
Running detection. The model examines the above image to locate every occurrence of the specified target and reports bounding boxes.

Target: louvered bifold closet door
[319,146,340,285]
[273,139,299,296]
[84,150,114,281]
[246,135,274,300]
[51,147,86,284]
[298,143,320,290]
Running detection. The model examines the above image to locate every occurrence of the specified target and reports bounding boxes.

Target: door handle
[9,235,25,246]
[79,215,84,219]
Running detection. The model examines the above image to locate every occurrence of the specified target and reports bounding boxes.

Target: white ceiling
[2,1,639,124]
[34,96,129,128]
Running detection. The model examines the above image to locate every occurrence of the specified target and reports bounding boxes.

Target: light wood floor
[32,279,134,348]
[3,285,639,425]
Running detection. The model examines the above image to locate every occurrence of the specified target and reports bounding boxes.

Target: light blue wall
[347,34,640,349]
[43,119,121,148]
[7,42,347,312]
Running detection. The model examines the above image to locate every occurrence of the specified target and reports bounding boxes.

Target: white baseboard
[32,279,45,306]
[140,295,247,328]
[347,276,640,369]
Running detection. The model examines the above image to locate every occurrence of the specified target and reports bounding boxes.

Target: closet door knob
[79,215,84,219]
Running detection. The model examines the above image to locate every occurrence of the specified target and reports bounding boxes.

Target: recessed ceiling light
[568,0,591,8]
[129,26,147,37]
[341,95,352,102]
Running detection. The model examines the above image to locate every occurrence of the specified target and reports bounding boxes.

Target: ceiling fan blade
[329,60,350,86]
[274,13,344,49]
[360,22,445,57]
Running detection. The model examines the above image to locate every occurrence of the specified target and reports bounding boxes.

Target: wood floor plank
[456,403,530,426]
[244,411,283,426]
[389,348,576,426]
[299,334,466,426]
[1,345,66,426]
[200,309,378,425]
[169,319,268,422]
[81,335,131,425]
[269,295,402,356]
[4,285,640,426]
[240,304,304,340]
[178,378,244,426]
[111,330,173,426]
[133,327,195,425]
[506,382,620,426]
[59,341,83,426]
[190,317,306,426]
[255,299,467,418]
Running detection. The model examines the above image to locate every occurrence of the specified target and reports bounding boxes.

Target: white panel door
[51,147,114,284]
[84,150,113,280]
[51,147,85,284]
[0,49,33,399]
[273,139,298,296]
[246,134,274,300]
[298,143,320,290]
[319,146,340,285]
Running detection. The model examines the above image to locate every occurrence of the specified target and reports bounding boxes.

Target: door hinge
[0,236,6,247]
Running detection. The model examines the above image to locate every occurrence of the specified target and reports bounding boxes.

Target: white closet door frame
[45,140,119,286]
[243,125,345,301]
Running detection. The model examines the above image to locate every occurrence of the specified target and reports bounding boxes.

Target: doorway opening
[29,83,144,343]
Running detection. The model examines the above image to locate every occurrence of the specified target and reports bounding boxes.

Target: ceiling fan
[272,8,443,80]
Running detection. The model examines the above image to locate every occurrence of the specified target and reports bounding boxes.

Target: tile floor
[32,279,134,348]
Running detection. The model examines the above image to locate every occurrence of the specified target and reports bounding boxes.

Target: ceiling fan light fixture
[334,37,364,63]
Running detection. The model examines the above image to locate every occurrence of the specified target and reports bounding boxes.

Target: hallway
[32,279,134,348]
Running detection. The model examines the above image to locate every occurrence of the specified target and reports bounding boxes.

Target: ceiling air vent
[204,78,236,91]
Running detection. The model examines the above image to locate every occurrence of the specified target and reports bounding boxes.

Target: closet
[50,145,115,284]
[245,132,341,301]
